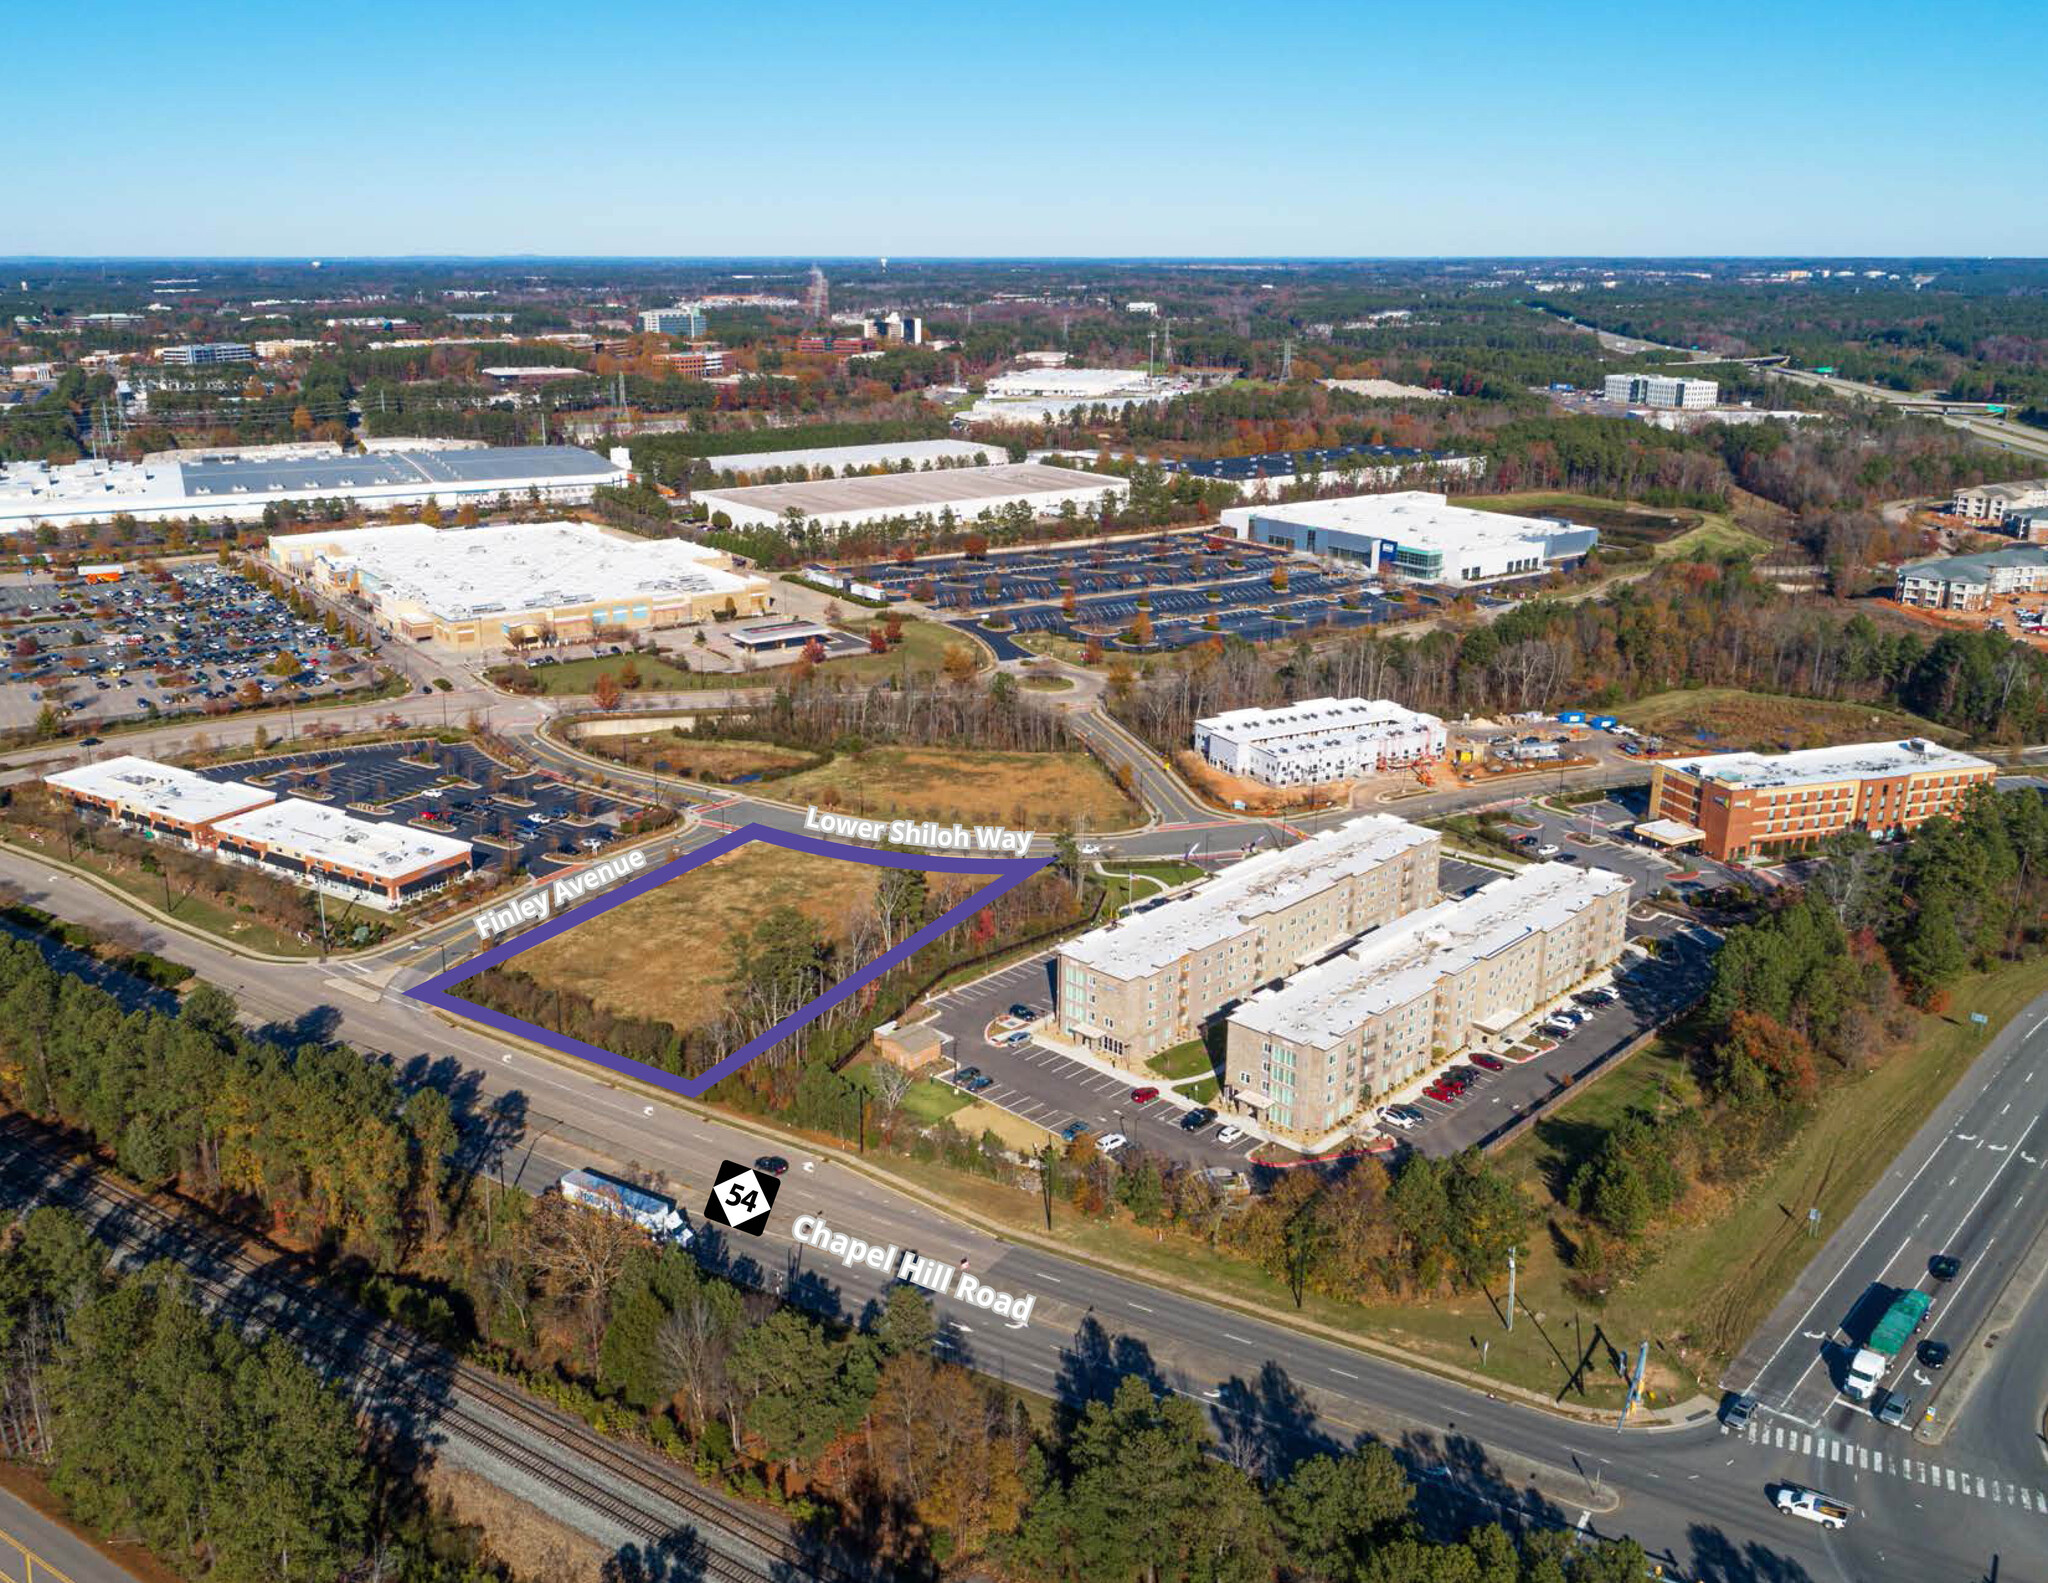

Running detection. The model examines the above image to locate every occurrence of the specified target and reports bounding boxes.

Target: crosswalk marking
[1801,1433,1813,1455]
[1947,1468,1958,1491]
[1857,1446,1869,1469]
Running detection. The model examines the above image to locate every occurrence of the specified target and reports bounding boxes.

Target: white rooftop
[1665,738,1995,791]
[213,797,473,878]
[1231,862,1629,1049]
[1197,697,1443,743]
[269,520,759,620]
[1230,490,1565,550]
[45,755,274,826]
[1059,814,1438,982]
[693,438,1005,474]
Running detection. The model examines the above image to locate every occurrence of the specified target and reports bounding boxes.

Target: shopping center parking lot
[0,566,374,730]
[198,738,642,875]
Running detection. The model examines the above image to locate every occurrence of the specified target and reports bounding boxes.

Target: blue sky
[17,0,2047,257]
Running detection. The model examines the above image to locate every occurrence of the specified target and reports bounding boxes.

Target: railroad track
[0,1119,871,1583]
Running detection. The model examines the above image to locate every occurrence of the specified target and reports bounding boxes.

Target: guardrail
[0,1526,84,1583]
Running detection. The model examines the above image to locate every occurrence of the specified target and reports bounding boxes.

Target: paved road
[0,1483,148,1583]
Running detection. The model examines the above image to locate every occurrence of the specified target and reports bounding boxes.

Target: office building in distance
[1602,373,1718,409]
[1647,739,1997,863]
[0,443,629,531]
[1194,698,1446,786]
[960,367,1191,424]
[269,519,771,648]
[1155,443,1482,497]
[1226,863,1629,1139]
[1894,545,2048,611]
[639,305,708,337]
[42,756,475,908]
[1949,479,2048,526]
[1055,815,1441,1066]
[158,342,255,366]
[1219,491,1596,586]
[695,461,1123,537]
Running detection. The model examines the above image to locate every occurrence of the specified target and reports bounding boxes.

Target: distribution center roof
[270,521,760,620]
[1234,490,1575,550]
[696,462,1116,519]
[692,438,1006,474]
[1663,739,1995,791]
[1162,444,1455,482]
[44,755,274,826]
[212,797,473,879]
[1231,862,1629,1049]
[1059,814,1439,982]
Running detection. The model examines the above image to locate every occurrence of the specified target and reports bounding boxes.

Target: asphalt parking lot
[1401,911,1719,1156]
[1506,794,1751,897]
[0,565,372,730]
[925,957,1262,1170]
[201,738,640,875]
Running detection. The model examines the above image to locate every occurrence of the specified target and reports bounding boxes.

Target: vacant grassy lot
[1654,514,1771,560]
[1618,687,1958,752]
[577,731,816,783]
[780,746,1140,831]
[513,842,880,1027]
[833,619,985,682]
[501,653,770,696]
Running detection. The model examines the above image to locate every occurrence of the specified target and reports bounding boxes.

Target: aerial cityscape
[3,4,2048,1583]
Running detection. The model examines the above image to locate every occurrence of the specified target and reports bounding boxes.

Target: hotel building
[1647,739,1997,863]
[1054,815,1441,1067]
[1226,863,1629,1139]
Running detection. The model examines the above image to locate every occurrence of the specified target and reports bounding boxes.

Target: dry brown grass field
[782,746,1141,830]
[1617,687,1959,752]
[579,731,816,782]
[513,843,881,1027]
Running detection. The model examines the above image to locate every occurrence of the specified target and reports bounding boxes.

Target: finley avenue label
[792,1213,1037,1327]
[802,804,1035,856]
[472,847,649,941]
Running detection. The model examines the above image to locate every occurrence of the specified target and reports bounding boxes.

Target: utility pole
[1506,1245,1517,1331]
[1618,1340,1649,1430]
[315,884,329,959]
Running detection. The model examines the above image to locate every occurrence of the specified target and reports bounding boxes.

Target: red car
[1129,1085,1160,1104]
[1471,1053,1506,1072]
[1423,1083,1455,1103]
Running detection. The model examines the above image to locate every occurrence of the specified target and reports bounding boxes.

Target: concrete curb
[423,996,1713,1433]
[1915,1202,2048,1447]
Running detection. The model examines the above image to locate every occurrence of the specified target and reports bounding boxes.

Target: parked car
[966,1074,994,1091]
[1181,1107,1217,1131]
[951,1065,983,1087]
[1058,1121,1090,1144]
[1382,1108,1419,1131]
[1471,1053,1505,1072]
[1008,1003,1034,1020]
[1129,1085,1160,1104]
[1536,843,1562,858]
[1388,1104,1427,1126]
[1215,1125,1245,1145]
[1096,1133,1129,1154]
[1002,1031,1031,1046]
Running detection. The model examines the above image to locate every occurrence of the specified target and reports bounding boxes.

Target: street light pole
[1506,1245,1517,1332]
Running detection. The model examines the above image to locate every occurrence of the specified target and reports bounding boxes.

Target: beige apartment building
[1225,863,1629,1140]
[1055,815,1441,1068]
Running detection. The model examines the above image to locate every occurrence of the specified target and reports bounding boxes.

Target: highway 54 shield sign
[704,1160,779,1236]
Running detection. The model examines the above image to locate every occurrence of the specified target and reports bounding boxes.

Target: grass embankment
[513,843,881,1028]
[782,746,1140,831]
[1098,859,1203,914]
[1617,686,1959,752]
[1426,813,1532,864]
[1462,491,1770,562]
[503,653,768,695]
[1492,951,2048,1388]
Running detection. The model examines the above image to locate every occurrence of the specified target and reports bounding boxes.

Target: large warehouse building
[1226,862,1629,1140]
[0,443,630,531]
[683,437,1006,479]
[695,461,1124,537]
[1218,491,1596,586]
[268,520,772,648]
[1647,738,1997,862]
[43,755,474,908]
[1055,815,1441,1067]
[1194,697,1446,785]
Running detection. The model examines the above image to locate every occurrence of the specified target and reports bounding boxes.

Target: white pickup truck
[1773,1485,1851,1530]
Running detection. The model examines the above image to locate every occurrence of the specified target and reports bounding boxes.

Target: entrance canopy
[1634,817,1705,849]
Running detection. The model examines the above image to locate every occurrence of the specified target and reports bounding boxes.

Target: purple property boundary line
[405,822,1050,1099]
